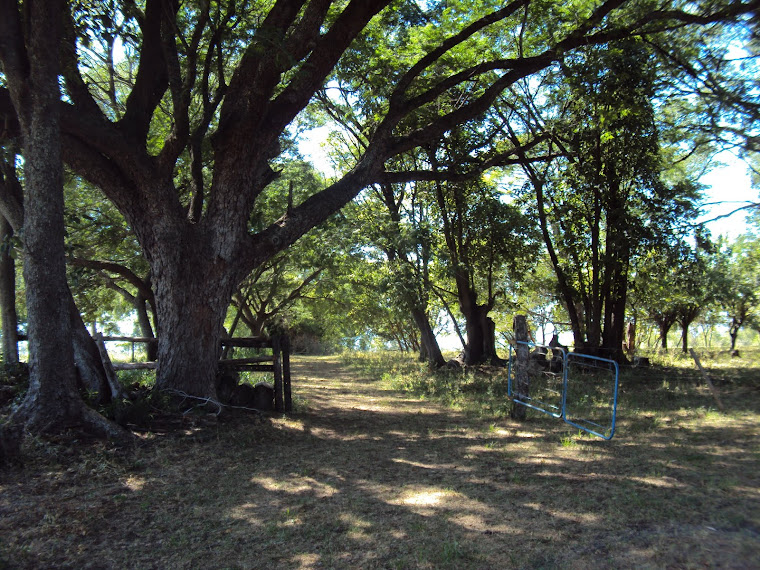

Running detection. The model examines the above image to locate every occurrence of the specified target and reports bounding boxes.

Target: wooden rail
[97,335,292,412]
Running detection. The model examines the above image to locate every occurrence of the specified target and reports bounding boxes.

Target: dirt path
[2,355,758,569]
[255,356,536,568]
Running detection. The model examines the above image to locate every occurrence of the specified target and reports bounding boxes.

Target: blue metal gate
[508,342,619,440]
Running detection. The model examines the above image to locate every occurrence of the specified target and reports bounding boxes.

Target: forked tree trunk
[602,293,629,363]
[729,321,739,353]
[461,302,501,365]
[411,307,445,368]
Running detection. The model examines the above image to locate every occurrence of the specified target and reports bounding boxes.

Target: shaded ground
[1,355,759,568]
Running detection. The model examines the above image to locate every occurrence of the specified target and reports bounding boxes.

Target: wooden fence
[96,335,292,413]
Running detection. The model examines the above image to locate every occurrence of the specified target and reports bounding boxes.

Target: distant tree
[429,166,537,365]
[511,40,702,361]
[232,161,353,339]
[673,247,716,355]
[1,0,755,415]
[716,234,760,352]
[356,177,447,367]
[633,234,722,354]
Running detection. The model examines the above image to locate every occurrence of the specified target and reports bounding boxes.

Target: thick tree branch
[157,3,210,176]
[68,257,154,305]
[0,0,29,94]
[265,0,391,134]
[118,0,175,143]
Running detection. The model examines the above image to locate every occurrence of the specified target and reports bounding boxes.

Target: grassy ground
[1,352,759,569]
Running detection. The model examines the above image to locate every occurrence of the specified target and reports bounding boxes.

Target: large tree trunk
[602,279,629,363]
[150,236,235,399]
[0,213,19,364]
[600,195,631,363]
[13,0,82,432]
[410,306,445,368]
[1,0,128,443]
[459,297,501,365]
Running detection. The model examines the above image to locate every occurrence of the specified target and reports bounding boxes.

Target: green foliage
[64,177,148,329]
[7,0,760,379]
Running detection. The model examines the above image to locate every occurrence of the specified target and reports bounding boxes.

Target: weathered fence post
[511,314,529,421]
[93,333,127,400]
[272,335,284,412]
[282,335,292,412]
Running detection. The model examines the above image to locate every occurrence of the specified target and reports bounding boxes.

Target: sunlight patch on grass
[628,475,689,489]
[287,552,320,568]
[390,457,473,473]
[251,475,338,498]
[403,490,447,506]
[392,486,463,509]
[545,508,603,525]
[124,475,146,491]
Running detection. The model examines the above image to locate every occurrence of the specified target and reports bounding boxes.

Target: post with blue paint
[510,314,529,421]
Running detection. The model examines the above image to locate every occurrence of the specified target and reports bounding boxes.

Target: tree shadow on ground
[1,356,759,569]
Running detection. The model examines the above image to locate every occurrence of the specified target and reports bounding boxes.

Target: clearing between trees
[1,354,759,569]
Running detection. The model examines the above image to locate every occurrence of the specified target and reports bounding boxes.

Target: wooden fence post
[93,333,126,400]
[272,335,284,413]
[282,335,292,412]
[511,314,529,421]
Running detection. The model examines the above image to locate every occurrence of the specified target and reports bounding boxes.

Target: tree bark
[511,314,528,421]
[410,306,445,368]
[0,0,128,442]
[149,232,235,399]
[0,213,18,364]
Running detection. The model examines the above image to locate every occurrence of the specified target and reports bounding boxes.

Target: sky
[699,152,757,239]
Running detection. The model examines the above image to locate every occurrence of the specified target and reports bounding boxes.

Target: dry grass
[1,353,759,569]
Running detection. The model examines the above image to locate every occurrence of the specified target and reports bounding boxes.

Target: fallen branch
[162,389,269,416]
[689,349,726,412]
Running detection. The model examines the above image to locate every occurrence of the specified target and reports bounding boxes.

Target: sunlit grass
[2,353,759,569]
